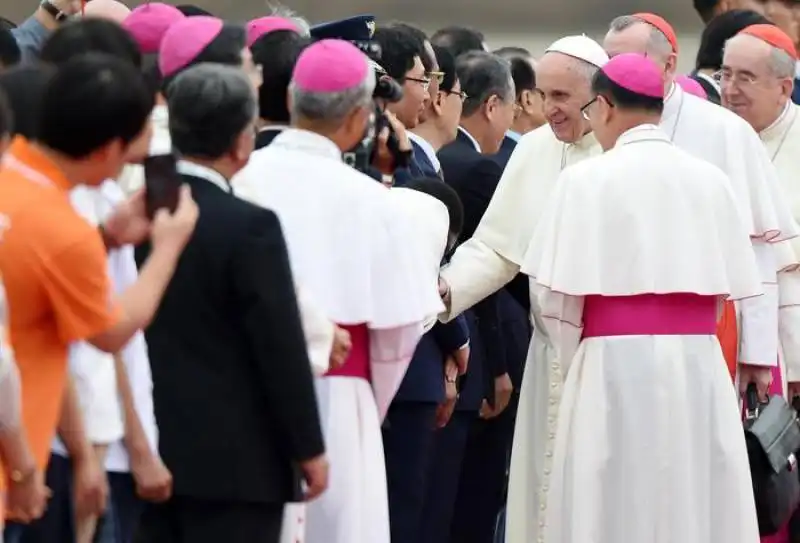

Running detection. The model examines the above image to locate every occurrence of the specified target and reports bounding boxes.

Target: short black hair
[493,46,530,57]
[373,25,425,81]
[176,4,213,16]
[694,0,721,24]
[695,9,772,70]
[251,30,309,123]
[38,53,155,159]
[402,177,464,238]
[456,51,514,117]
[40,19,142,68]
[0,64,55,139]
[385,22,433,71]
[0,26,20,69]
[433,45,458,93]
[0,89,11,139]
[161,23,245,87]
[431,26,484,59]
[591,69,664,114]
[167,63,256,160]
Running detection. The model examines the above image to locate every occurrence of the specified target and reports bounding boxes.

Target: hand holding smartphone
[144,154,181,220]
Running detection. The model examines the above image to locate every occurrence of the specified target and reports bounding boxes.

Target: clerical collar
[258,124,290,134]
[458,126,481,152]
[761,101,793,140]
[271,128,343,161]
[615,124,668,148]
[177,160,231,193]
[407,131,441,172]
[505,130,521,142]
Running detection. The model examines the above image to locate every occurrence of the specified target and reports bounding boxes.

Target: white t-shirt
[51,181,158,472]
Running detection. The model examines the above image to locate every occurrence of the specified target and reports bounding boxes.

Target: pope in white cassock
[440,18,798,543]
[722,24,800,398]
[233,40,445,543]
[528,52,761,543]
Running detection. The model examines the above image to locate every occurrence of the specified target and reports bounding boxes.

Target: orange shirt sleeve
[40,229,121,344]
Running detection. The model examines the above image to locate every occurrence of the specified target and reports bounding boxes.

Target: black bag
[744,383,800,535]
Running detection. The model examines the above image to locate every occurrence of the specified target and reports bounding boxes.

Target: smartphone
[144,154,180,219]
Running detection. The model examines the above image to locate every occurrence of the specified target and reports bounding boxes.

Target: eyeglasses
[580,96,598,120]
[405,76,431,92]
[443,88,468,101]
[713,69,757,88]
[427,71,445,85]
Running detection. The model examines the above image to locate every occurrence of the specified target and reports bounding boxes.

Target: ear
[664,52,678,79]
[233,128,254,163]
[520,89,535,112]
[781,77,795,101]
[485,94,500,120]
[432,90,446,116]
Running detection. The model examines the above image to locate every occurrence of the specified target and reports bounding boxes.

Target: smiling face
[721,34,794,132]
[534,52,594,143]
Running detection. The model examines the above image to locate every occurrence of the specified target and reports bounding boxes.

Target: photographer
[309,15,414,185]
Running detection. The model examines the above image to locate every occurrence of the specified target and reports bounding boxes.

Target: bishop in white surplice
[527,52,761,543]
[233,40,444,543]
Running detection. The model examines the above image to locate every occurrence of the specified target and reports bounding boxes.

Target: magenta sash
[582,294,718,338]
[325,323,371,381]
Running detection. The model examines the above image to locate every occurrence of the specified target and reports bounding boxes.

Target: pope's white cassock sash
[233,128,445,543]
[522,125,762,543]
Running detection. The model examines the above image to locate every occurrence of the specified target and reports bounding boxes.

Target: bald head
[605,16,672,62]
[82,0,131,24]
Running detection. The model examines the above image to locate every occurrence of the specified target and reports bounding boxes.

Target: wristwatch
[40,0,70,23]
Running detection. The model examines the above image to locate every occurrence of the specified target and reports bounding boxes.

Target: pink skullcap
[82,0,131,23]
[246,16,299,47]
[292,39,369,93]
[601,53,664,98]
[158,16,223,77]
[122,3,185,54]
[676,75,707,99]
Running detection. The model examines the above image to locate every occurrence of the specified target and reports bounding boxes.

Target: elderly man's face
[535,52,593,143]
[721,35,793,132]
[390,55,429,128]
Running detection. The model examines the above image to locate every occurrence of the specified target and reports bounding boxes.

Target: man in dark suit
[421,50,516,543]
[134,64,327,543]
[493,47,545,166]
[250,28,309,150]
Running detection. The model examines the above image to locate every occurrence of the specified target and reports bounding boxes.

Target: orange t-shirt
[0,137,120,493]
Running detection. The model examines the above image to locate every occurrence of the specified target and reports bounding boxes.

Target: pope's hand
[150,185,199,253]
[739,363,773,401]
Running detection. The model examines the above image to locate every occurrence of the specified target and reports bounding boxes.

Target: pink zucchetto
[676,75,708,99]
[82,0,131,23]
[246,16,299,47]
[600,53,664,99]
[122,3,185,54]
[158,16,223,77]
[292,39,369,93]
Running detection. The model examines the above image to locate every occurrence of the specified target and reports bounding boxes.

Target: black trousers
[134,496,283,543]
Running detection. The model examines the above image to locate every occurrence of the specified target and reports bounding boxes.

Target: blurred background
[1,0,705,71]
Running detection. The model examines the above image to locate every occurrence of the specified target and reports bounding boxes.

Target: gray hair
[608,15,673,61]
[457,51,515,117]
[289,69,375,124]
[167,63,257,159]
[724,34,796,79]
[266,2,310,37]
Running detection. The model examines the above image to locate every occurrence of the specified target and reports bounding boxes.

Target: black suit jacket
[135,170,324,505]
[439,130,508,408]
[255,127,285,150]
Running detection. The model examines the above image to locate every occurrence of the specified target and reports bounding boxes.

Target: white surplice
[233,128,445,543]
[760,102,800,387]
[522,125,761,543]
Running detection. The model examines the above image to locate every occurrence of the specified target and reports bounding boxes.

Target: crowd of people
[0,0,798,542]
